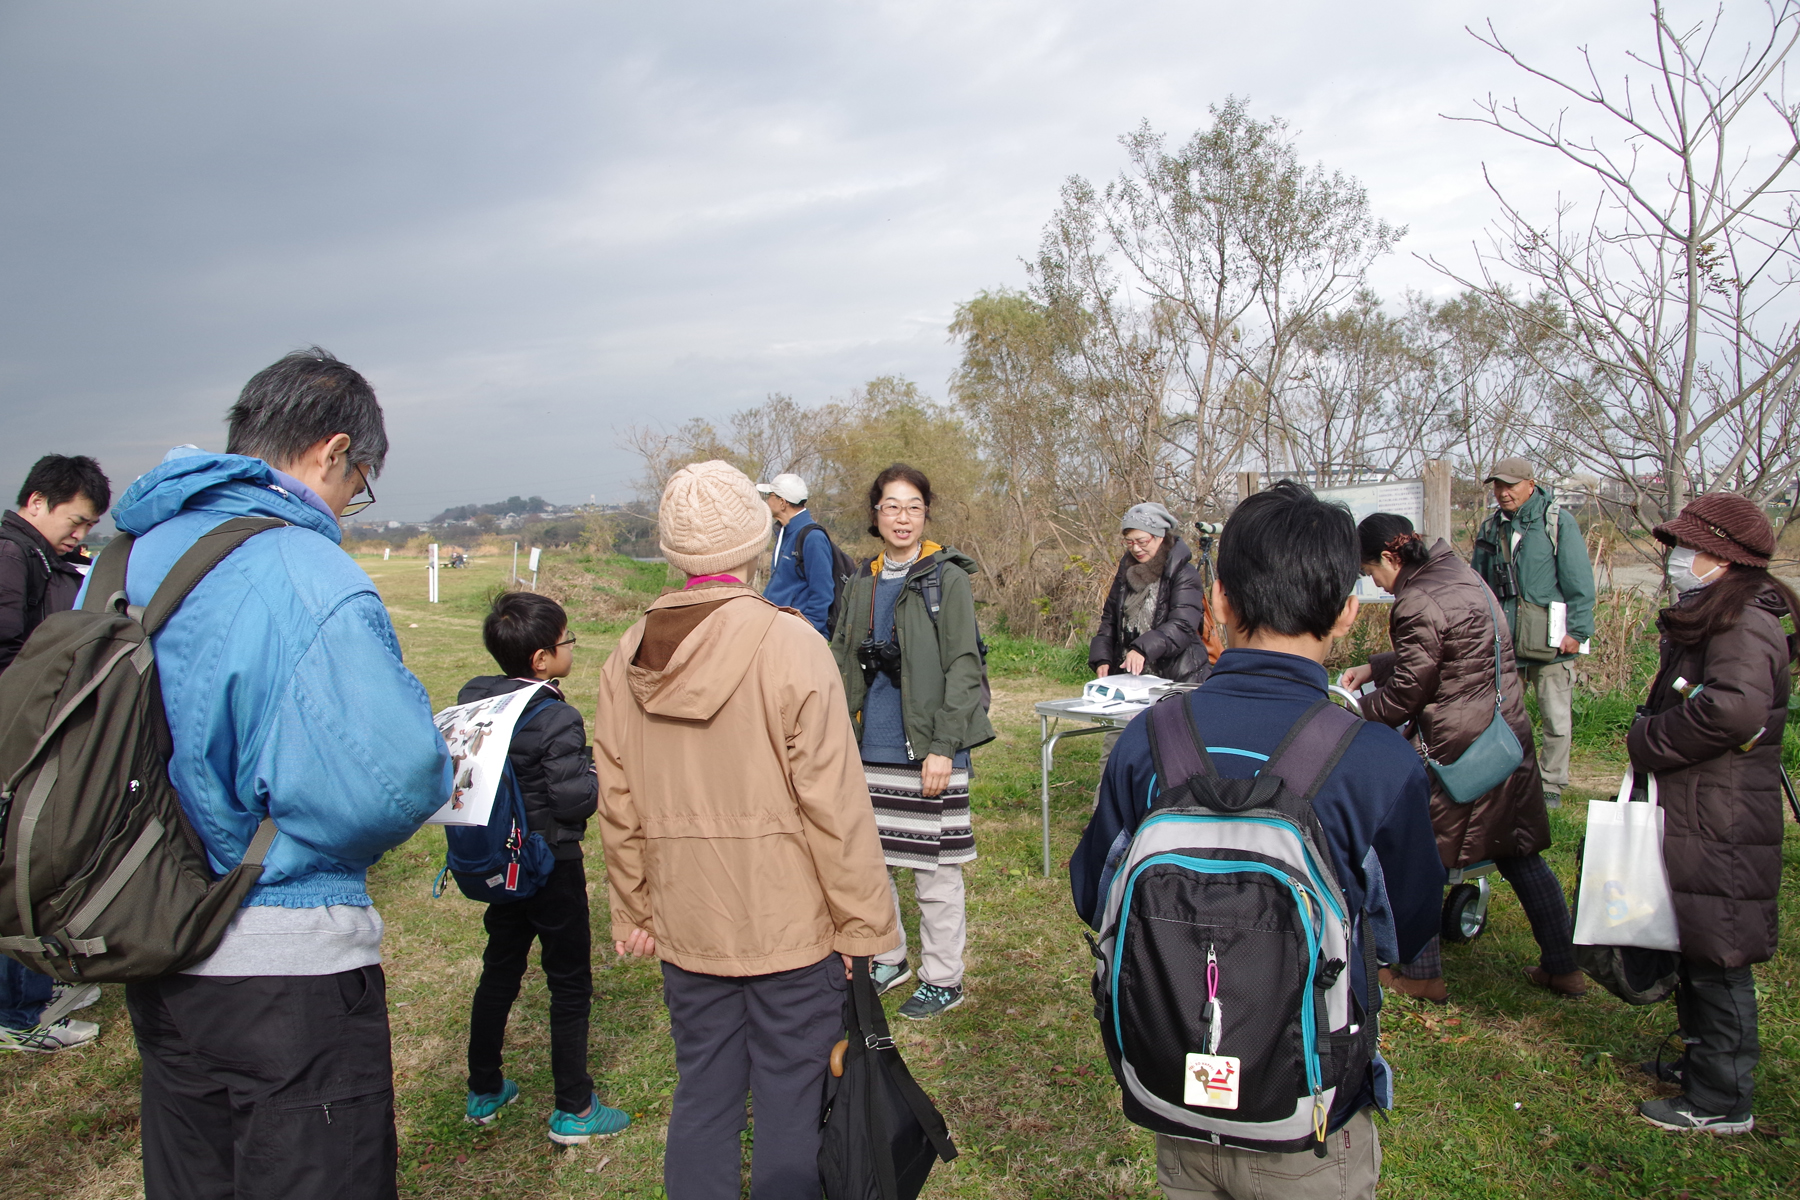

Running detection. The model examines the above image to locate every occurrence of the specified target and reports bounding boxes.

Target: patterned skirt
[864,761,976,870]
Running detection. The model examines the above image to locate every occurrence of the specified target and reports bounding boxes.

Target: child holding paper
[457,591,629,1144]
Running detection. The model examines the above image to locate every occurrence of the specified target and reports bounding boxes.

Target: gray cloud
[1,0,1659,518]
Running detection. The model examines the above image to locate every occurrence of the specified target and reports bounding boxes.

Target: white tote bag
[1573,771,1681,951]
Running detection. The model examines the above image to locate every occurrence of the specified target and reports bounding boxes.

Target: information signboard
[1313,479,1426,602]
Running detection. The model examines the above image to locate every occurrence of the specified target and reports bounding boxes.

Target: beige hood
[621,586,780,720]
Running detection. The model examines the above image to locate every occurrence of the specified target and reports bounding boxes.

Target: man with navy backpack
[758,472,838,635]
[1071,481,1443,1200]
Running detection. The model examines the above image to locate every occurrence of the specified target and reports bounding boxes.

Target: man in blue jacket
[1071,481,1443,1200]
[107,349,451,1200]
[758,472,835,634]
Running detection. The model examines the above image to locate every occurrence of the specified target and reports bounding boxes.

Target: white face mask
[1667,546,1725,594]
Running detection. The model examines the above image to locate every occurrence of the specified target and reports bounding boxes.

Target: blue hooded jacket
[93,447,451,909]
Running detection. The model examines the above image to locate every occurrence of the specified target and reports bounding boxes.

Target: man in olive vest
[1470,457,1596,806]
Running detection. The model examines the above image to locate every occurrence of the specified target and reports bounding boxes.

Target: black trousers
[1677,957,1759,1118]
[1396,852,1577,978]
[126,966,398,1200]
[661,955,847,1200]
[467,856,594,1112]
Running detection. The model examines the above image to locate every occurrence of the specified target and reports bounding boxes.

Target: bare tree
[1439,2,1800,524]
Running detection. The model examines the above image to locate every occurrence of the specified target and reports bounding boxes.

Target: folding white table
[1032,698,1145,876]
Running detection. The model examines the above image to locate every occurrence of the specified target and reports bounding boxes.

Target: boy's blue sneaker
[465,1079,520,1125]
[548,1094,631,1145]
[897,982,963,1020]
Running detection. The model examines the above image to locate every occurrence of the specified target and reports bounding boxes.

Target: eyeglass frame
[874,500,928,517]
[339,463,377,517]
[1122,533,1161,550]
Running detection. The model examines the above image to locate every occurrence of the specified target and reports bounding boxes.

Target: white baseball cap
[755,473,808,505]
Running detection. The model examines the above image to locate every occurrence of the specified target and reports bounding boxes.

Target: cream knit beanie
[658,460,773,576]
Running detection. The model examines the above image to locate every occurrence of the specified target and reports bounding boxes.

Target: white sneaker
[38,982,101,1027]
[0,1018,100,1053]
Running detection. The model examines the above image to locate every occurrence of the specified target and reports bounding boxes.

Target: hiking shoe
[465,1078,520,1125]
[1523,965,1588,999]
[1544,791,1562,809]
[38,983,101,1027]
[548,1094,631,1145]
[1638,1096,1753,1135]
[897,982,963,1020]
[0,1018,99,1053]
[871,960,913,996]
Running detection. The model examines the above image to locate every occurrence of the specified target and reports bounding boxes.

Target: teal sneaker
[870,960,913,996]
[548,1094,631,1145]
[465,1079,520,1125]
[897,982,963,1020]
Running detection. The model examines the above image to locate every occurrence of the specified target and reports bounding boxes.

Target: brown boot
[1378,967,1449,1004]
[1524,965,1588,998]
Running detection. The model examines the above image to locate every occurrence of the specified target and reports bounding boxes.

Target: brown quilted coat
[1626,580,1793,968]
[1364,540,1551,869]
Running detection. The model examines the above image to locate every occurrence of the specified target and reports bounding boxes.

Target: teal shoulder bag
[1426,589,1526,804]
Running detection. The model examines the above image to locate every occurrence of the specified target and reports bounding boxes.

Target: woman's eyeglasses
[1123,535,1158,550]
[340,464,377,517]
[876,502,926,517]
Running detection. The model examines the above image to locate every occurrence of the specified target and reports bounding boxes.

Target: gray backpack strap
[1263,699,1364,801]
[82,533,135,615]
[140,517,288,636]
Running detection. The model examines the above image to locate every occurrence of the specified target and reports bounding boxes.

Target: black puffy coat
[1088,536,1212,684]
[457,676,598,860]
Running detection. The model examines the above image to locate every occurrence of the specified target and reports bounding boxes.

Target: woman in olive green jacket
[831,463,995,1019]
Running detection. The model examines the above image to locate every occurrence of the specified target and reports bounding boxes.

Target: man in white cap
[757,472,837,635]
[598,461,896,1200]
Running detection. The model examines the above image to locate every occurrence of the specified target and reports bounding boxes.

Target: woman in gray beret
[1087,502,1216,684]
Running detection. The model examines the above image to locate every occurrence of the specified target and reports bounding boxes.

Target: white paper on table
[1546,601,1591,654]
[424,682,548,827]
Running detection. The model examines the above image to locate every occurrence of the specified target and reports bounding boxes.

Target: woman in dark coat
[1624,493,1799,1134]
[1088,502,1217,684]
[1340,514,1579,1003]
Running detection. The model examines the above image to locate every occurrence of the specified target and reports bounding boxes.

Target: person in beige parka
[597,460,898,1200]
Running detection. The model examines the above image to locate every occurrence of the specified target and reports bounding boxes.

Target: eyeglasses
[340,464,377,517]
[553,634,577,649]
[876,501,926,517]
[1123,534,1158,550]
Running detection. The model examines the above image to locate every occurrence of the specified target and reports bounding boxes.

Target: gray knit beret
[1120,501,1176,536]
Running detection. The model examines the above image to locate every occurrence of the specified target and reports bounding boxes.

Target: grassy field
[2,551,1797,1199]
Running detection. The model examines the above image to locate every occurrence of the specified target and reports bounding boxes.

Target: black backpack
[914,563,991,713]
[0,517,285,982]
[819,957,958,1200]
[793,521,859,638]
[1089,695,1378,1154]
[0,523,57,636]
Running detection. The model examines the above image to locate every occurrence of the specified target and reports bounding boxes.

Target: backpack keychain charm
[1184,947,1240,1110]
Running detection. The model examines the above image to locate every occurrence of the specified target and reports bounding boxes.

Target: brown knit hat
[658,460,773,576]
[1653,492,1774,567]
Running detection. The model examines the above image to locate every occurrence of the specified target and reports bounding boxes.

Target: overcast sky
[0,1,1707,520]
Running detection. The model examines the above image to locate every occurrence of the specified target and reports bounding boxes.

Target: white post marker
[428,543,440,604]
[383,546,390,561]
[511,541,519,585]
[528,546,542,592]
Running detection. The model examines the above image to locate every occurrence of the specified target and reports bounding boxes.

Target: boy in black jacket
[459,592,629,1144]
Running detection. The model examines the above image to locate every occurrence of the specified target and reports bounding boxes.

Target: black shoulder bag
[819,957,957,1200]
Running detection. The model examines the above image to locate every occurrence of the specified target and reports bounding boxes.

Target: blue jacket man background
[103,349,450,1200]
[758,472,835,634]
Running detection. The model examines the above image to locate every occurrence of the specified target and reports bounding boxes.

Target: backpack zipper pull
[1203,945,1223,1055]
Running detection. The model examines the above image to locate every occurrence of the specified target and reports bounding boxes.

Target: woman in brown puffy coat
[1624,494,1800,1135]
[1340,514,1580,1003]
